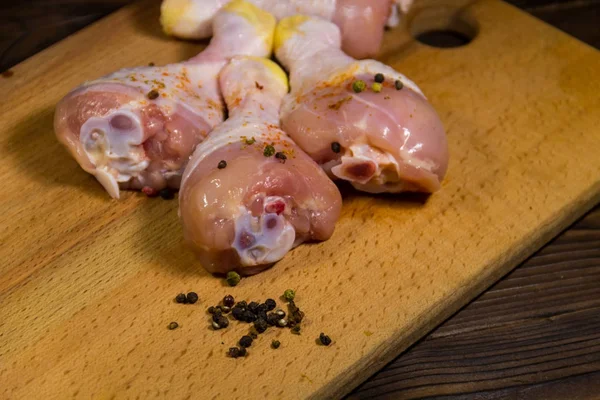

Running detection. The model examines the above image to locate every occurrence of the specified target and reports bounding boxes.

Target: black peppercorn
[221,306,231,314]
[256,303,267,313]
[186,292,198,304]
[249,331,258,339]
[217,160,227,169]
[271,340,281,349]
[277,318,288,327]
[212,313,222,323]
[168,321,179,330]
[159,188,174,200]
[319,333,332,346]
[175,293,187,304]
[207,306,216,314]
[237,300,247,309]
[275,152,287,162]
[232,306,245,321]
[244,311,257,323]
[219,316,229,328]
[228,347,241,358]
[395,80,403,90]
[275,309,286,318]
[374,73,385,83]
[223,295,235,307]
[331,142,341,153]
[147,89,159,100]
[248,301,260,313]
[265,298,276,311]
[254,318,268,333]
[257,310,268,322]
[239,335,253,348]
[238,347,247,357]
[267,313,279,326]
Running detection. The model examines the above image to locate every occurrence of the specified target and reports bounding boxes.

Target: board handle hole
[409,6,478,48]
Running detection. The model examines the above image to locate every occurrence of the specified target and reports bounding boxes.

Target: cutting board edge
[316,184,600,399]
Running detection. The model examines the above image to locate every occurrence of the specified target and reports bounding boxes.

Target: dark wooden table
[2,1,599,398]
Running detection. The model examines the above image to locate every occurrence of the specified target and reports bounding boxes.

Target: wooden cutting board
[1,0,599,398]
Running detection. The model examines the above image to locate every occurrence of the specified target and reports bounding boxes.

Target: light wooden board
[1,0,599,398]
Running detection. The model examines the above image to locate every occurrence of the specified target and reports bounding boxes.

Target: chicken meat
[54,0,275,198]
[275,16,449,194]
[179,56,342,275]
[161,0,394,59]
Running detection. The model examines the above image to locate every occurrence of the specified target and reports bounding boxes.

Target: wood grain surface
[1,0,599,399]
[350,205,600,399]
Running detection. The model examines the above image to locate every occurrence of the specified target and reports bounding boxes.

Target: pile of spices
[202,290,310,358]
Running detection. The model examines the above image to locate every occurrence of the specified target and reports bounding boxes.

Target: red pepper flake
[255,81,264,90]
[142,186,158,197]
[2,70,14,78]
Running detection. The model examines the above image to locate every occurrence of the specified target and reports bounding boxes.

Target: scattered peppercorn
[218,160,227,169]
[374,73,385,83]
[291,326,301,335]
[237,300,248,309]
[159,188,174,200]
[271,340,281,349]
[249,331,258,339]
[232,306,245,321]
[207,306,216,314]
[248,302,260,313]
[267,313,279,326]
[287,300,305,326]
[175,293,187,304]
[212,321,221,330]
[352,79,366,93]
[283,289,295,302]
[265,298,276,311]
[213,316,229,330]
[228,347,241,358]
[263,144,275,157]
[275,309,286,318]
[221,306,231,314]
[226,271,241,286]
[331,142,341,153]
[254,318,268,333]
[319,333,332,346]
[168,322,179,330]
[186,292,199,304]
[245,137,256,145]
[372,82,382,93]
[395,80,403,90]
[244,311,257,323]
[147,89,159,100]
[223,295,235,307]
[239,335,253,348]
[275,152,287,162]
[239,347,247,357]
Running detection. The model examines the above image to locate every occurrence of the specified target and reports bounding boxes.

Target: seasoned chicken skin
[179,56,342,275]
[161,0,394,59]
[275,16,449,194]
[54,0,274,198]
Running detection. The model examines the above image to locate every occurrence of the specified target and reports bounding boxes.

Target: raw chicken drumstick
[275,16,449,194]
[179,56,342,275]
[161,0,394,59]
[54,0,274,198]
